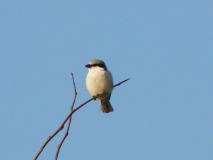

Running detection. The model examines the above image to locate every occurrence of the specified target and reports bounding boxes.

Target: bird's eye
[99,64,104,67]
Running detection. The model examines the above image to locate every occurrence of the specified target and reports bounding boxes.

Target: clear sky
[0,0,212,159]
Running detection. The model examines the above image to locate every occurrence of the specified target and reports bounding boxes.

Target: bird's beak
[85,64,90,68]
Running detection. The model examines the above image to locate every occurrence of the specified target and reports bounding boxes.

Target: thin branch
[34,77,130,160]
[113,78,130,88]
[55,73,77,160]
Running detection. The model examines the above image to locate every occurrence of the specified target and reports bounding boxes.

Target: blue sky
[0,0,212,159]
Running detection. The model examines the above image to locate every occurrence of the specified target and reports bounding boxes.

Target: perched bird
[85,59,114,113]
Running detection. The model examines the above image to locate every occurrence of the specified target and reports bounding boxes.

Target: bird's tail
[100,100,113,113]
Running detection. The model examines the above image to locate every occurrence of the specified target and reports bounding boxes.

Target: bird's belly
[86,69,113,98]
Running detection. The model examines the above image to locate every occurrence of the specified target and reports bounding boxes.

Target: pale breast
[86,67,113,98]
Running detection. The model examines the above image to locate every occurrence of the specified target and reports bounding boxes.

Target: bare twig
[55,73,77,160]
[113,78,130,88]
[34,77,130,160]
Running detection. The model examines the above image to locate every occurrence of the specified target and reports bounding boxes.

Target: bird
[85,59,114,113]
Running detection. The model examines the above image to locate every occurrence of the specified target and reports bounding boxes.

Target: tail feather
[100,100,113,113]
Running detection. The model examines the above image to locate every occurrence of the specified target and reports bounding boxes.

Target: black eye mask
[85,63,107,70]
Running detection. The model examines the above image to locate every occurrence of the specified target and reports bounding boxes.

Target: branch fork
[34,73,129,160]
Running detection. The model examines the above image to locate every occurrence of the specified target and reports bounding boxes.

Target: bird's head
[85,59,107,70]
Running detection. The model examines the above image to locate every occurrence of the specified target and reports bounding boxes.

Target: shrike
[85,59,113,113]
